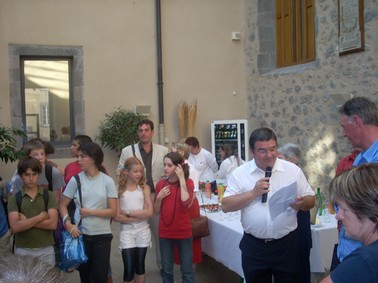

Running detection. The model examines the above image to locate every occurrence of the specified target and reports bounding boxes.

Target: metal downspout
[156,0,165,145]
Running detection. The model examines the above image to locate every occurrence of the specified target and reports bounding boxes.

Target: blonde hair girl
[118,157,146,197]
[114,156,153,283]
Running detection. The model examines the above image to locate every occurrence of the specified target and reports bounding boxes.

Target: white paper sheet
[269,182,297,220]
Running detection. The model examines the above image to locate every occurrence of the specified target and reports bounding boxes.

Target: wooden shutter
[276,0,294,67]
[276,0,315,67]
[304,0,315,61]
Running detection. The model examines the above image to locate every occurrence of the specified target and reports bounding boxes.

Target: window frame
[9,44,84,155]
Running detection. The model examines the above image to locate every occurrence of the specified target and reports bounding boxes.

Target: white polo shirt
[225,158,314,239]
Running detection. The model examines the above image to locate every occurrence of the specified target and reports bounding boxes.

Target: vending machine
[211,119,250,166]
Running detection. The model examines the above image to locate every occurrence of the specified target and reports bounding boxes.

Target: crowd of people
[0,96,377,283]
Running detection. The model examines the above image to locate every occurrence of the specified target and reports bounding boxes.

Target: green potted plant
[96,107,145,155]
[0,124,26,163]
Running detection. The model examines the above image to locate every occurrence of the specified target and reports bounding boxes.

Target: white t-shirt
[225,158,314,239]
[64,171,118,235]
[188,161,200,192]
[217,156,245,185]
[188,148,218,182]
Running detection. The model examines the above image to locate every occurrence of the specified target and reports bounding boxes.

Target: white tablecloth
[309,214,338,273]
[200,200,338,277]
[201,209,244,278]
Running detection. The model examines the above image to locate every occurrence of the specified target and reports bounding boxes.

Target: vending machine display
[211,119,249,166]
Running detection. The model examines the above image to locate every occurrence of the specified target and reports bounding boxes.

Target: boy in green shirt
[8,157,58,266]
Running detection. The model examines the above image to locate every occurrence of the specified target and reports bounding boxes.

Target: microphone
[261,166,272,203]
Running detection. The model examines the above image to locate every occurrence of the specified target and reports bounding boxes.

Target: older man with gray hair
[278,143,301,165]
[334,96,378,268]
[0,254,67,283]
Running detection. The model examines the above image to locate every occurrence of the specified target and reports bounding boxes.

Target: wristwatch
[126,210,131,217]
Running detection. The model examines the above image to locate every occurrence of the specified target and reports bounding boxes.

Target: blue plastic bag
[59,228,88,271]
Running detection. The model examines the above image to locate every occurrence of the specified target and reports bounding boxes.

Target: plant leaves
[0,125,26,163]
[95,107,145,154]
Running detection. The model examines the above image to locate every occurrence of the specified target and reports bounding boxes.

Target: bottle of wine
[316,187,324,216]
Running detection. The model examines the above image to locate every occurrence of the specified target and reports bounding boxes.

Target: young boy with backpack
[9,139,66,265]
[10,139,65,202]
[7,157,58,266]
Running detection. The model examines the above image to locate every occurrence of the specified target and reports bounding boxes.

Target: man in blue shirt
[337,96,378,263]
[0,188,11,257]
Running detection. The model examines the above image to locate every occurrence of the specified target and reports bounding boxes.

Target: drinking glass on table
[225,210,236,221]
[217,183,225,203]
[198,190,207,207]
[204,186,212,199]
[324,208,331,222]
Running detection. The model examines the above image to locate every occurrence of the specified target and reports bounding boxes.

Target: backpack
[67,175,82,225]
[11,164,53,211]
[13,164,52,212]
[45,163,53,191]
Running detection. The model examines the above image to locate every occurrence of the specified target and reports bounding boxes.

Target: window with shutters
[276,0,315,68]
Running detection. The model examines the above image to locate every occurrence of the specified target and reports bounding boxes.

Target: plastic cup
[204,187,212,199]
[217,185,225,203]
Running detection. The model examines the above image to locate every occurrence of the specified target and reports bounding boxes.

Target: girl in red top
[154,152,195,283]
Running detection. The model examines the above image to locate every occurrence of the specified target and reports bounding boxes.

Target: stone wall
[244,0,378,190]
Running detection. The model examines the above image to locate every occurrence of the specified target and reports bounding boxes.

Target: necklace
[161,180,179,227]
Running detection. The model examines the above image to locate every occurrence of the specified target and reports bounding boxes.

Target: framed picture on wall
[338,0,364,55]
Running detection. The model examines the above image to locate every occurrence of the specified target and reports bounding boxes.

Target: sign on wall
[338,0,364,55]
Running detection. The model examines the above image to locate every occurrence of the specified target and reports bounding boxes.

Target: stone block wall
[244,0,378,190]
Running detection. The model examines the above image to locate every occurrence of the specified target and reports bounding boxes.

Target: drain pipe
[155,0,165,145]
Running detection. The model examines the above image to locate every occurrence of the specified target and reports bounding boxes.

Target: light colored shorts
[119,221,151,249]
[0,230,12,256]
[15,245,55,267]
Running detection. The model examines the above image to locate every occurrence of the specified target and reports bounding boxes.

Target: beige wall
[0,0,247,180]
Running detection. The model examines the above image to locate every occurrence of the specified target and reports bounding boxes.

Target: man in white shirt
[222,127,315,283]
[185,136,218,192]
